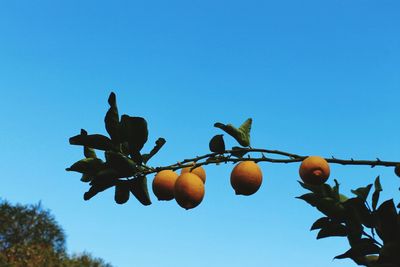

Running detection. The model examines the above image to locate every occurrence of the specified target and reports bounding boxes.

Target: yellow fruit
[181,165,206,183]
[230,161,263,196]
[174,173,205,210]
[152,170,179,201]
[299,156,330,185]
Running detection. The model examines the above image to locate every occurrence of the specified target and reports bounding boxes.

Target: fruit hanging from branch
[67,92,400,267]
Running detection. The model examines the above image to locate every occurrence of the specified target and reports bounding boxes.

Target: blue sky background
[1,1,399,267]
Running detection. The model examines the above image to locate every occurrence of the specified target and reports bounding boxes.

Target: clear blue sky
[1,1,399,267]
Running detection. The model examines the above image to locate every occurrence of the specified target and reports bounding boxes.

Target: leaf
[334,238,380,261]
[104,92,120,143]
[379,242,400,265]
[84,146,97,159]
[120,115,148,164]
[105,151,140,177]
[129,176,151,206]
[209,134,225,153]
[80,174,91,183]
[69,130,115,151]
[298,181,333,198]
[317,222,347,239]
[310,217,330,230]
[114,182,130,205]
[66,158,105,175]
[214,118,252,147]
[83,169,118,200]
[343,197,373,228]
[351,184,373,202]
[332,179,340,201]
[375,199,398,243]
[296,193,319,207]
[372,176,382,211]
[142,138,166,164]
[230,146,248,158]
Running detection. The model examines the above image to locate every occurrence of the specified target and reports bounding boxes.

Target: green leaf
[230,146,248,158]
[375,199,398,243]
[69,129,115,151]
[214,118,252,147]
[351,184,373,202]
[142,138,166,164]
[105,151,140,177]
[66,158,105,175]
[311,217,330,230]
[114,182,130,205]
[129,176,151,206]
[104,92,120,143]
[317,222,347,239]
[84,146,97,158]
[209,134,225,153]
[120,115,148,164]
[372,176,382,211]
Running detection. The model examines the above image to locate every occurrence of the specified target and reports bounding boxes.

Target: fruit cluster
[152,161,263,210]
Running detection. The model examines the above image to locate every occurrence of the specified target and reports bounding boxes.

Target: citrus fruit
[181,165,206,183]
[230,161,263,196]
[174,173,205,210]
[152,170,179,201]
[299,156,330,185]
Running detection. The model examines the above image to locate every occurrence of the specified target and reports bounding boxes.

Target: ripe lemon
[174,173,205,210]
[181,165,206,183]
[299,156,330,185]
[152,170,179,201]
[230,161,263,196]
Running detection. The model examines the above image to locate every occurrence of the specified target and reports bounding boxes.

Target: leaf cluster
[67,93,167,205]
[297,177,400,267]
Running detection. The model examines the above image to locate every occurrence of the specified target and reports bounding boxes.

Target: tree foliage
[0,200,113,267]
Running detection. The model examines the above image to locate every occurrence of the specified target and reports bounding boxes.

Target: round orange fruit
[230,161,263,196]
[181,165,206,183]
[152,170,179,201]
[299,156,330,185]
[174,173,205,210]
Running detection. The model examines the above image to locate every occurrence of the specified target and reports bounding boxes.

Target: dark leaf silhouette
[104,92,120,143]
[69,129,115,151]
[351,184,373,202]
[209,134,225,153]
[310,217,330,230]
[128,176,151,206]
[114,183,130,204]
[105,151,140,177]
[66,158,105,175]
[375,199,398,243]
[231,146,248,158]
[83,169,118,200]
[317,222,347,239]
[120,115,148,164]
[142,138,166,164]
[372,176,382,211]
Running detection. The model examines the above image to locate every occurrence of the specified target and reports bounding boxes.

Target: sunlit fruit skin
[299,156,330,185]
[230,161,263,196]
[152,170,179,201]
[174,173,205,210]
[181,166,206,183]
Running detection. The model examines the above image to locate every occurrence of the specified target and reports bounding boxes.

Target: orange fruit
[174,173,205,210]
[181,165,206,183]
[152,170,179,201]
[299,156,330,185]
[230,161,263,196]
